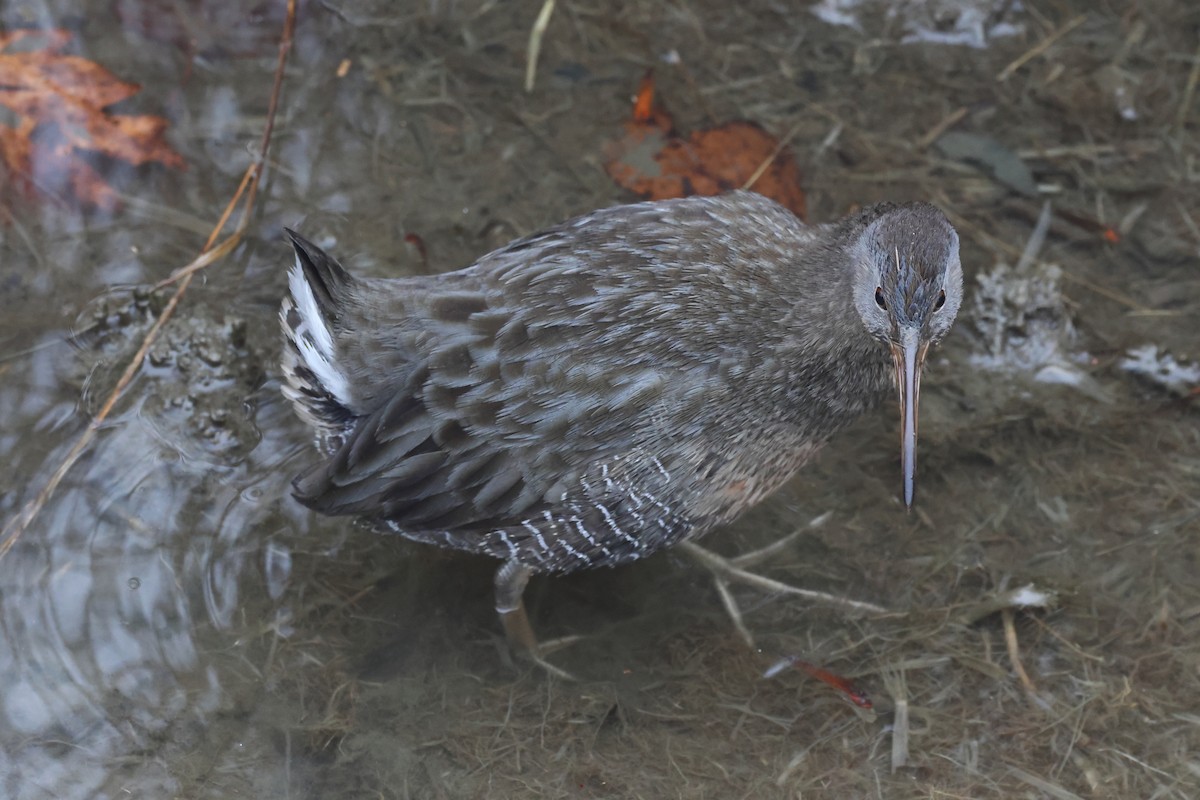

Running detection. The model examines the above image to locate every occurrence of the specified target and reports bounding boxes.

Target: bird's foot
[494,559,579,679]
[499,604,578,680]
[676,516,888,648]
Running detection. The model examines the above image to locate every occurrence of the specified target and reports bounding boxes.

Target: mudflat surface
[1,1,1198,798]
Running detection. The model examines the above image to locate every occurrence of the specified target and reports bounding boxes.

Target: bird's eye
[934,289,946,311]
[874,287,887,311]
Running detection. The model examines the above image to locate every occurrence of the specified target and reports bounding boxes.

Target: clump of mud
[71,290,268,459]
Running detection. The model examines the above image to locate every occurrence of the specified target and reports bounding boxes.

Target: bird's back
[280,192,885,573]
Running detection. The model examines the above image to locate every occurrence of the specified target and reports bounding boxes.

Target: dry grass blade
[1001,608,1039,698]
[996,15,1087,82]
[740,119,803,194]
[883,666,909,772]
[1007,766,1085,800]
[524,0,557,93]
[1175,38,1200,139]
[0,0,298,560]
[915,106,967,151]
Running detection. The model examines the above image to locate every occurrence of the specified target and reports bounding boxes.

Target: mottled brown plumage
[280,191,962,659]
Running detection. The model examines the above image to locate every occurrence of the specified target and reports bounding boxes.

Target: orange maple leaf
[604,71,807,221]
[0,28,186,212]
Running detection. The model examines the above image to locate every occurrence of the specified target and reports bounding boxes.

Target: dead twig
[915,106,968,151]
[0,0,298,559]
[996,15,1087,82]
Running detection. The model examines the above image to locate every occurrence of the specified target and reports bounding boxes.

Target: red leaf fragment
[0,28,186,212]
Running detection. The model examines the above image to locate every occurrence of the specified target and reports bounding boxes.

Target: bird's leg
[494,560,576,679]
[676,524,888,648]
[495,559,536,649]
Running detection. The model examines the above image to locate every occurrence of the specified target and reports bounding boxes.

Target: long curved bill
[891,328,929,508]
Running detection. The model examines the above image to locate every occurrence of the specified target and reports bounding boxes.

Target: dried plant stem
[883,667,910,772]
[678,540,889,615]
[915,106,968,151]
[1175,38,1200,140]
[741,120,803,197]
[1002,608,1038,696]
[996,14,1087,82]
[524,0,557,93]
[0,0,297,560]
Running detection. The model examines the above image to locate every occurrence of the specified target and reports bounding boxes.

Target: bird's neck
[769,234,894,423]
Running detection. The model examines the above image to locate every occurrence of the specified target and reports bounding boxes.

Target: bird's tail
[279,229,358,451]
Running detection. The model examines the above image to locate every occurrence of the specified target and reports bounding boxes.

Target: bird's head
[849,203,962,508]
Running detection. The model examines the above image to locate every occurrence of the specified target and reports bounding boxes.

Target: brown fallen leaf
[0,28,186,212]
[604,71,806,220]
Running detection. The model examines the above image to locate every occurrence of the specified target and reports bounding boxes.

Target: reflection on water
[0,380,299,796]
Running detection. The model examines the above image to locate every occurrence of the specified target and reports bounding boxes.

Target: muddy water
[2,1,1198,798]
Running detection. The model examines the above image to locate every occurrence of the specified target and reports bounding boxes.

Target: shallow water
[2,1,1198,798]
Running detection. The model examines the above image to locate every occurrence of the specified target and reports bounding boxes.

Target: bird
[279,190,962,671]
